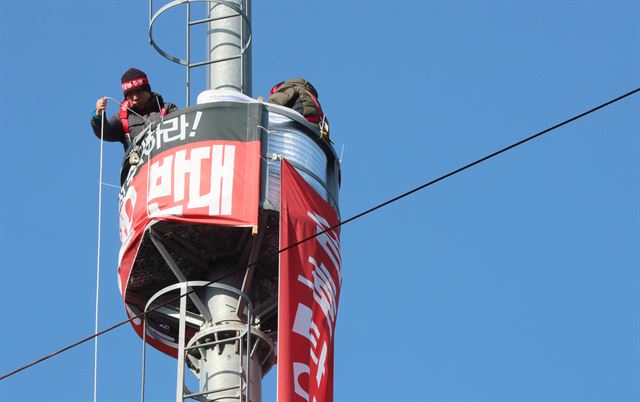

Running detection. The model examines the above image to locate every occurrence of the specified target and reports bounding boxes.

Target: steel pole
[200,2,257,400]
[197,272,262,402]
[206,0,252,95]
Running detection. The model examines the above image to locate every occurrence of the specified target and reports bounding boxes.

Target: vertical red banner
[278,160,342,402]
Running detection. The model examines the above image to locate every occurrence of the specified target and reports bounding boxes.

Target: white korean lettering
[153,115,192,149]
[293,362,310,401]
[314,341,328,387]
[172,150,187,202]
[145,145,235,217]
[292,303,321,348]
[307,256,338,339]
[307,211,342,279]
[155,116,179,147]
[210,144,235,215]
[148,152,183,215]
[119,185,137,244]
[148,154,173,200]
[180,146,209,208]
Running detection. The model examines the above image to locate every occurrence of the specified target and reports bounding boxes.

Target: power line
[1,86,638,382]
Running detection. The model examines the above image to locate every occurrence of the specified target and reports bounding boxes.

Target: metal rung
[189,12,241,26]
[140,281,263,402]
[185,333,244,351]
[149,0,252,106]
[185,384,240,399]
[189,54,241,69]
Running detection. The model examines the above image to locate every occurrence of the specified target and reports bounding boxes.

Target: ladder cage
[141,281,273,402]
[149,0,253,105]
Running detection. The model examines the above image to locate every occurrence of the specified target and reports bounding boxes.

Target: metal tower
[118,2,341,401]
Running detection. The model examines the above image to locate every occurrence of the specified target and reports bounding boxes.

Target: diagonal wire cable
[1,86,638,382]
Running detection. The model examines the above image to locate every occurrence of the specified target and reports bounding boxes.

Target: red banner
[117,139,261,294]
[115,104,263,357]
[278,160,342,402]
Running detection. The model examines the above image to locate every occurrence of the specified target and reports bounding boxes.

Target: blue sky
[1,1,639,401]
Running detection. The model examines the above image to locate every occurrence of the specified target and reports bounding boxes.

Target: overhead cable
[1,86,638,382]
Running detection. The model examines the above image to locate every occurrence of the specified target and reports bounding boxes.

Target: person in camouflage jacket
[268,78,330,140]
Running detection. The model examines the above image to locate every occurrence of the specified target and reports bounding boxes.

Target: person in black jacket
[90,68,178,151]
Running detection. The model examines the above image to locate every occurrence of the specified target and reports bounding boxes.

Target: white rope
[93,110,105,402]
[90,96,159,400]
[256,125,272,134]
[100,182,120,189]
[105,96,152,124]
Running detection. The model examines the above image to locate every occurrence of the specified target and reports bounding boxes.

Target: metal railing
[141,281,266,402]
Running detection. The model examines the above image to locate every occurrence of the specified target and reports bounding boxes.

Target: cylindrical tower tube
[206,0,252,95]
[199,273,246,401]
[195,272,270,402]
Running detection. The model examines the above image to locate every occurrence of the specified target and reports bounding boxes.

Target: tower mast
[136,2,341,401]
[207,0,252,95]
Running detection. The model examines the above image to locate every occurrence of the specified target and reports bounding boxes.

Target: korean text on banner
[116,103,262,356]
[278,159,342,402]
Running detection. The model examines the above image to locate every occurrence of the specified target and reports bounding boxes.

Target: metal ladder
[149,0,253,106]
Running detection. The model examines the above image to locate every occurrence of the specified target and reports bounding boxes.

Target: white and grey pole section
[206,0,252,96]
[193,2,261,400]
[199,6,259,401]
